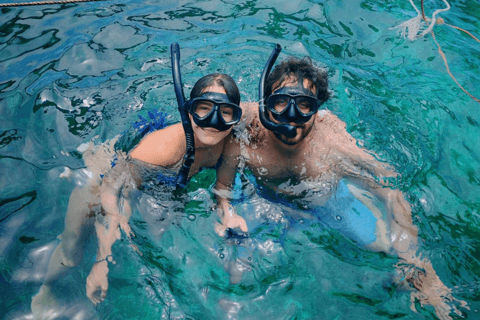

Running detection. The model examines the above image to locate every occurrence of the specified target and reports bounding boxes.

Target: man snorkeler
[214,45,467,320]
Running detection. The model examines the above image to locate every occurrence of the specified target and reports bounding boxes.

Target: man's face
[269,78,317,146]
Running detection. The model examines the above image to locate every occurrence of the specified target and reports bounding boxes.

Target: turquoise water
[1,0,480,319]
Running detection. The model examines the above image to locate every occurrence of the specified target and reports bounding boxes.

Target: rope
[420,0,426,21]
[445,23,480,43]
[389,0,425,41]
[419,0,450,37]
[431,32,480,103]
[0,0,105,7]
[419,0,480,103]
[391,1,479,102]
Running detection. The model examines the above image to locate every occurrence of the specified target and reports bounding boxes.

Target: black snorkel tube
[171,43,195,189]
[258,44,297,139]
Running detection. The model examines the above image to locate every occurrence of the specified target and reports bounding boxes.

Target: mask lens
[296,96,316,115]
[189,92,242,130]
[193,100,214,118]
[268,95,290,114]
[220,104,234,122]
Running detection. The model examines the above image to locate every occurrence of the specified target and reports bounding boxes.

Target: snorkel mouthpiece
[171,43,195,189]
[258,44,297,139]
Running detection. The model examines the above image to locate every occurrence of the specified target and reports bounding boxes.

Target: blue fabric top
[243,172,378,246]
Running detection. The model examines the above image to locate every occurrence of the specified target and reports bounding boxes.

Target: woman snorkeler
[32,44,246,314]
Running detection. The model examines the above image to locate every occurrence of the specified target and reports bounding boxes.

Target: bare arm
[326,112,416,251]
[337,127,467,319]
[130,123,185,166]
[85,123,194,303]
[362,182,467,319]
[86,159,135,304]
[214,137,248,236]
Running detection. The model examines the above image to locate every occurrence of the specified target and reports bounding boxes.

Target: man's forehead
[273,75,297,89]
[273,77,316,94]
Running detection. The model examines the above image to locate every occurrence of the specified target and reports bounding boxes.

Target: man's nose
[287,100,297,118]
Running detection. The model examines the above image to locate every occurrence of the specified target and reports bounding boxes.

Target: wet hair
[265,57,331,103]
[190,73,241,105]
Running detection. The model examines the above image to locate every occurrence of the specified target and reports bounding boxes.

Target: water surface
[1,0,479,319]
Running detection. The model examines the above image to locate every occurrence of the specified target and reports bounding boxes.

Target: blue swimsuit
[312,180,377,246]
[247,176,378,246]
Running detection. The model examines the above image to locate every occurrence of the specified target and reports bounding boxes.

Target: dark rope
[420,0,426,21]
[0,0,105,7]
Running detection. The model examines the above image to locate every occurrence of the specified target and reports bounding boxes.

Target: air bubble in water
[257,167,268,176]
[187,214,196,221]
[335,215,342,221]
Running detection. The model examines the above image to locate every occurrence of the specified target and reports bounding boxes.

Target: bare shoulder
[317,111,375,160]
[319,110,346,130]
[222,133,242,162]
[130,123,186,166]
[318,111,356,146]
[238,102,268,147]
[240,102,258,123]
[318,111,395,176]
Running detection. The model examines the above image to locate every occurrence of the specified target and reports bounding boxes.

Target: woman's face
[190,84,233,146]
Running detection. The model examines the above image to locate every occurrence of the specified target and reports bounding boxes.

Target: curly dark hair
[190,73,240,105]
[265,57,330,103]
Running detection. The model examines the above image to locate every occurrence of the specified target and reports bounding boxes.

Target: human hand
[86,260,109,305]
[396,260,469,320]
[225,227,250,241]
[215,206,249,238]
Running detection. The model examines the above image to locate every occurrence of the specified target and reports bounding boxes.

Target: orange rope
[420,0,480,103]
[431,31,480,103]
[445,23,480,42]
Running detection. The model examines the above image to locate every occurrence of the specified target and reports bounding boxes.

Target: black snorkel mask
[266,86,321,124]
[187,91,242,132]
[258,44,321,138]
[171,43,195,189]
